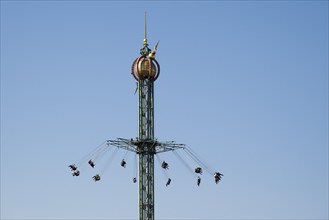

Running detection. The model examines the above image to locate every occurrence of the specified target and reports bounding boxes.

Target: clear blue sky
[1,1,328,219]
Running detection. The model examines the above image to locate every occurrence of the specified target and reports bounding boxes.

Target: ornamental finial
[148,41,159,59]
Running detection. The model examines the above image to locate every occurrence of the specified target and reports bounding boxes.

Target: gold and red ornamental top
[131,53,160,81]
[131,14,160,82]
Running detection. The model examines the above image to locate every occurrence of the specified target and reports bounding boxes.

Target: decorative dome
[131,55,160,81]
[138,57,156,78]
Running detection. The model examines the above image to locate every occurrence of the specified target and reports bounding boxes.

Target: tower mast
[137,12,155,219]
[126,13,185,219]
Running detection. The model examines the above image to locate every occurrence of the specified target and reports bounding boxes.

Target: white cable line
[183,148,213,175]
[172,150,197,178]
[93,144,113,162]
[133,153,137,178]
[99,147,119,176]
[76,140,108,167]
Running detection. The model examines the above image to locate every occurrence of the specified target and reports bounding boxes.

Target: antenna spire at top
[140,11,151,55]
[144,11,147,45]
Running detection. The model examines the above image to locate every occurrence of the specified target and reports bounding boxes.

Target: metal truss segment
[107,138,185,154]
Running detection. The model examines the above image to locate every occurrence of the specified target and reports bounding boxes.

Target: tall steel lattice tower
[109,13,184,220]
[133,14,161,220]
[69,13,223,220]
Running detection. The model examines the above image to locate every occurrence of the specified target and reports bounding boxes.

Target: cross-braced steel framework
[109,136,184,220]
[106,14,184,220]
[108,69,184,220]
